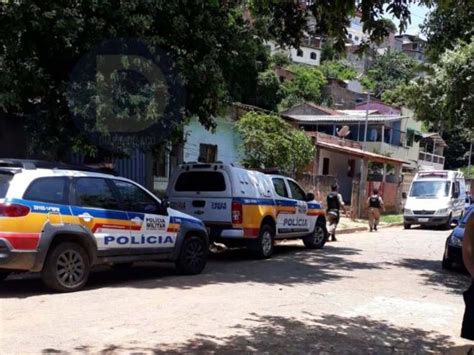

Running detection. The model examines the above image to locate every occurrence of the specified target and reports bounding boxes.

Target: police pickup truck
[166,163,327,258]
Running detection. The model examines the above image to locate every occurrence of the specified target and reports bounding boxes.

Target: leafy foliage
[235,111,314,174]
[318,61,358,81]
[0,1,272,158]
[365,50,419,98]
[422,2,474,61]
[280,65,327,110]
[252,0,437,52]
[255,69,282,111]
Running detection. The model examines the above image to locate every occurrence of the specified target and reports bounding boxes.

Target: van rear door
[167,167,232,225]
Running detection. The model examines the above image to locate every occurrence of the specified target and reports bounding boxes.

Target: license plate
[418,218,429,222]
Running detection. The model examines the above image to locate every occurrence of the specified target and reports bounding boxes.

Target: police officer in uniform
[367,189,384,232]
[326,183,346,241]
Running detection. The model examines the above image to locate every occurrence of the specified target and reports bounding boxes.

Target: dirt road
[1,227,472,354]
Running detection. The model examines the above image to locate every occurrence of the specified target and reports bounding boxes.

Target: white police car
[0,160,208,292]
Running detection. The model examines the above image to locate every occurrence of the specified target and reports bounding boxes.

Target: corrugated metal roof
[316,141,407,165]
[284,114,406,124]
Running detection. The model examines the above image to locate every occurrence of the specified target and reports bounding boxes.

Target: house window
[310,52,317,60]
[153,149,169,178]
[296,49,304,57]
[406,129,415,147]
[322,158,330,176]
[199,144,217,163]
[355,36,359,42]
[348,34,353,39]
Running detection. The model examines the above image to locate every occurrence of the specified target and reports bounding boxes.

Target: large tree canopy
[0,0,458,158]
[422,1,474,61]
[383,39,474,130]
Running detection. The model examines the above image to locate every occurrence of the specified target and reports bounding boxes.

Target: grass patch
[380,214,403,224]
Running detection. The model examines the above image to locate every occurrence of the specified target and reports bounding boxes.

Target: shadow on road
[49,313,467,354]
[0,244,383,298]
[390,258,471,295]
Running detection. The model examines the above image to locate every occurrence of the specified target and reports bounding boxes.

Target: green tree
[255,69,282,111]
[365,50,419,98]
[280,65,327,109]
[422,2,474,61]
[320,39,341,63]
[251,0,439,52]
[235,111,314,174]
[271,52,291,67]
[318,60,358,81]
[0,1,272,158]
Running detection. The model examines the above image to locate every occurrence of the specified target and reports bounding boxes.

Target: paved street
[1,226,473,354]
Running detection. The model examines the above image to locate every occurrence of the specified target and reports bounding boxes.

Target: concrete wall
[290,46,321,66]
[183,116,242,165]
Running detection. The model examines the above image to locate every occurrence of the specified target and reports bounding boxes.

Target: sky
[389,3,431,38]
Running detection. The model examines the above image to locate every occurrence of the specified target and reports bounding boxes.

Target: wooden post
[358,158,368,219]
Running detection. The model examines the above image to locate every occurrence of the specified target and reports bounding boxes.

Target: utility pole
[363,91,370,151]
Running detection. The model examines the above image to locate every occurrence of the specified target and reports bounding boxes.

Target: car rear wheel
[252,224,275,259]
[303,222,328,249]
[176,236,208,275]
[42,242,90,292]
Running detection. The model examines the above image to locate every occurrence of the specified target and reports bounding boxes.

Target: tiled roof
[283,114,406,124]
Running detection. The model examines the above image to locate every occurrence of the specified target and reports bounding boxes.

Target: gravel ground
[1,226,473,354]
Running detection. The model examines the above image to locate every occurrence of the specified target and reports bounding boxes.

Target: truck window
[288,180,306,201]
[175,171,226,192]
[272,178,289,198]
[409,181,450,198]
[0,172,13,198]
[24,177,68,204]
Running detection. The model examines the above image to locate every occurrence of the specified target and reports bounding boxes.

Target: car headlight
[450,234,463,247]
[404,208,413,215]
[435,208,449,215]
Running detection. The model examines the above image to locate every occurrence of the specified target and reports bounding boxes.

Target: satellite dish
[337,125,351,138]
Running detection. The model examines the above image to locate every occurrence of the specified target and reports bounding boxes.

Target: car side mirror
[160,198,170,214]
[306,192,315,202]
[402,192,407,199]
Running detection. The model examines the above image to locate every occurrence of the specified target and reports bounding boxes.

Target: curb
[337,222,403,234]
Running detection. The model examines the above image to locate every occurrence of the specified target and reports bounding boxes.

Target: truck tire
[252,224,275,259]
[404,223,411,230]
[175,236,208,275]
[41,242,90,292]
[303,221,328,249]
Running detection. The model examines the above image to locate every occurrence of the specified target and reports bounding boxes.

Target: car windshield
[409,181,450,198]
[0,172,13,198]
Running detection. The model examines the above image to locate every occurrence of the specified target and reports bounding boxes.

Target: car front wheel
[176,236,208,275]
[41,242,90,292]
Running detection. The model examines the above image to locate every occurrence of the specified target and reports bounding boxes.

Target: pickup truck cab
[166,163,327,258]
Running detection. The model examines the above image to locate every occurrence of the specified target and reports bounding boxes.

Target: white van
[166,163,327,258]
[403,170,466,229]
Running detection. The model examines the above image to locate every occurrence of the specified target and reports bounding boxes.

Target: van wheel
[41,242,90,292]
[303,222,328,249]
[404,223,411,230]
[0,271,10,281]
[253,224,274,259]
[443,214,452,230]
[176,236,208,275]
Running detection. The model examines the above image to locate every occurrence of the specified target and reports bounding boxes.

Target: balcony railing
[419,151,445,165]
